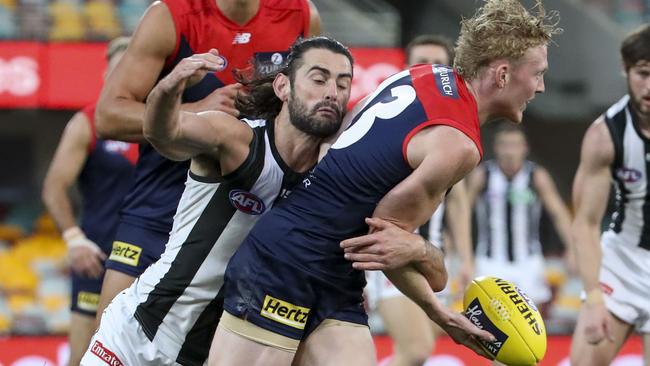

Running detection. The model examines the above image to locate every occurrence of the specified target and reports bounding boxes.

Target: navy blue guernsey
[235,65,482,306]
[117,0,310,233]
[78,104,138,250]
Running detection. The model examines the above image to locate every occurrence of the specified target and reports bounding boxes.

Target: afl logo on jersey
[432,65,459,99]
[616,167,642,183]
[229,189,266,215]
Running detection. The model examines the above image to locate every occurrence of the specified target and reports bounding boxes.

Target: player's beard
[629,87,650,120]
[288,93,344,138]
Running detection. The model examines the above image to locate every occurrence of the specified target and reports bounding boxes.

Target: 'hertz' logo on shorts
[109,241,142,267]
[261,295,310,330]
[77,291,100,312]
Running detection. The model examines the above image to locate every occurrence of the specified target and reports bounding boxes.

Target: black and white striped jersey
[128,119,306,365]
[474,160,542,262]
[603,95,650,250]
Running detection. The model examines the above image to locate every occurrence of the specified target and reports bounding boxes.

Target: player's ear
[273,73,291,102]
[494,61,509,89]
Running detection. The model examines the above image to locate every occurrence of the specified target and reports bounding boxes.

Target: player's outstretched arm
[572,117,616,344]
[444,182,474,289]
[95,1,176,142]
[341,217,445,280]
[369,125,494,357]
[42,112,106,278]
[534,166,573,252]
[143,50,249,162]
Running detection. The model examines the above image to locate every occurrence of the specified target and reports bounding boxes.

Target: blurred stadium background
[0,0,648,364]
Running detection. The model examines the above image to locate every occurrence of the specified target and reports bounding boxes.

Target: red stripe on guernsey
[81,103,97,153]
[161,0,182,68]
[403,65,483,163]
[123,143,139,165]
[90,340,124,366]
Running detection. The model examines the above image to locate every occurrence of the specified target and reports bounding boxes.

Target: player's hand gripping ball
[463,276,547,366]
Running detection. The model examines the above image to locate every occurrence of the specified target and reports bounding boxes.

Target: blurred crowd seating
[0,0,647,41]
[0,0,150,40]
[585,0,650,30]
[0,215,69,336]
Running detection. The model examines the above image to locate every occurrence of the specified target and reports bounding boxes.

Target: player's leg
[208,312,295,366]
[570,306,633,366]
[95,269,135,324]
[378,296,433,366]
[293,319,375,366]
[69,313,98,366]
[69,273,103,366]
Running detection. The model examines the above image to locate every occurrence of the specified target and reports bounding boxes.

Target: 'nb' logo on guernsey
[432,65,459,99]
[229,189,266,215]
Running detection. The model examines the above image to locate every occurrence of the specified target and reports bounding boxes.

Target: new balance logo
[233,33,252,44]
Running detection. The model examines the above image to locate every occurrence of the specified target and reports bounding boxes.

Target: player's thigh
[209,322,294,366]
[69,312,98,366]
[293,319,375,366]
[378,295,434,357]
[96,269,135,324]
[570,305,633,366]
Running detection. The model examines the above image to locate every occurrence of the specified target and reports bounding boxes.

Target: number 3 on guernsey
[332,84,417,149]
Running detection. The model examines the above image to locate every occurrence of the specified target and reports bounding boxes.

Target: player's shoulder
[581,116,615,166]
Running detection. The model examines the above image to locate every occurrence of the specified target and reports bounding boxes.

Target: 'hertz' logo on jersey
[261,295,310,329]
[229,189,266,215]
[432,65,459,99]
[233,32,252,44]
[77,291,100,312]
[109,241,142,267]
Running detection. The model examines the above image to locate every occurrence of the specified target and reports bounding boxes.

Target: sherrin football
[463,276,547,366]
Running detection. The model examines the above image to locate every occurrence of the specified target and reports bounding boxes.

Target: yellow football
[463,276,547,366]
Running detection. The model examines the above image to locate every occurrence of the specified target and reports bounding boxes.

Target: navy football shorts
[104,222,168,277]
[222,239,368,340]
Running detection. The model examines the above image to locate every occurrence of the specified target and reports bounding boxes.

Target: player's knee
[396,342,432,365]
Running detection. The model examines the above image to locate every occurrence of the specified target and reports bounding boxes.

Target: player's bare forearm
[96,97,148,142]
[143,76,187,160]
[572,219,603,292]
[42,183,77,232]
[446,184,474,265]
[413,243,448,292]
[383,265,440,317]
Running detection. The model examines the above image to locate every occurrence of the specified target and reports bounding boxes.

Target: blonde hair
[454,0,562,80]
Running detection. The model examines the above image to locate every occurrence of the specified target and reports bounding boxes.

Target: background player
[210,1,561,365]
[570,24,650,366]
[41,37,138,366]
[93,0,321,320]
[466,123,572,316]
[359,33,475,366]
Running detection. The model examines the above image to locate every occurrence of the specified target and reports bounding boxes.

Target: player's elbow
[95,100,119,139]
[429,267,448,293]
[41,178,59,211]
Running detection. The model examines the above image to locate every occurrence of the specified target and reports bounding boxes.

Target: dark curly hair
[235,36,354,121]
